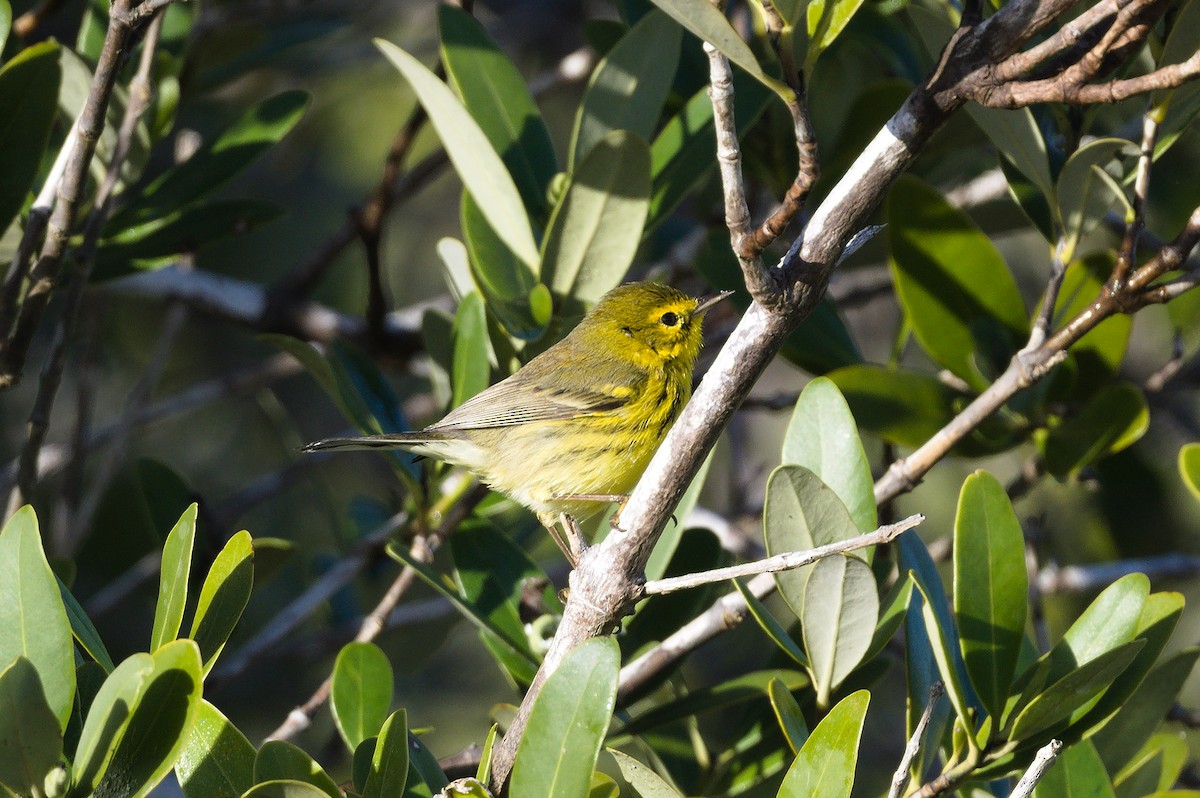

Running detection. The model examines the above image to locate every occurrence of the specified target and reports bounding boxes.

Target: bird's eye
[660,312,679,327]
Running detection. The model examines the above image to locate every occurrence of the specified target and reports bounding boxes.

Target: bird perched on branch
[305,281,730,562]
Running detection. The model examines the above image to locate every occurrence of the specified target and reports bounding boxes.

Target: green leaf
[865,574,913,661]
[151,504,198,651]
[1009,639,1144,742]
[777,690,870,798]
[541,130,651,310]
[242,780,336,798]
[912,576,979,743]
[734,579,808,668]
[450,519,549,686]
[0,40,61,234]
[187,530,254,676]
[461,193,548,341]
[619,669,809,736]
[57,574,115,672]
[0,506,75,730]
[900,541,952,784]
[440,4,557,218]
[1043,382,1149,477]
[73,653,155,795]
[386,543,538,671]
[376,39,539,271]
[255,741,341,798]
[767,677,810,755]
[331,642,394,752]
[109,91,309,226]
[888,175,1029,392]
[782,377,876,534]
[1033,740,1114,798]
[607,749,682,798]
[570,10,680,168]
[0,0,10,54]
[763,465,862,622]
[176,699,256,798]
[1056,138,1137,260]
[452,291,491,407]
[363,709,409,798]
[476,724,499,784]
[1181,443,1200,501]
[648,0,789,97]
[953,471,1028,723]
[1068,591,1185,741]
[1091,648,1199,772]
[406,731,449,795]
[0,657,62,797]
[95,639,203,798]
[806,0,868,71]
[94,199,284,279]
[803,556,878,707]
[965,105,1054,202]
[1115,733,1189,798]
[511,638,620,798]
[648,74,772,230]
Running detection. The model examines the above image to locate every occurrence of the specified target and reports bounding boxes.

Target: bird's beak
[692,290,734,317]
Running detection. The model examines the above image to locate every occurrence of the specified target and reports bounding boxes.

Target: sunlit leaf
[331,642,394,752]
[777,690,869,798]
[0,41,61,234]
[177,699,256,798]
[151,504,198,651]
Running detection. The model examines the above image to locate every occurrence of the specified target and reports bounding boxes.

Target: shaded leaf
[0,41,61,234]
[73,653,155,795]
[541,130,651,310]
[1032,739,1114,798]
[888,176,1029,392]
[57,574,115,672]
[1043,382,1149,477]
[95,639,203,798]
[452,291,491,408]
[768,677,810,755]
[0,506,74,730]
[331,642,394,752]
[461,192,548,341]
[177,699,256,798]
[1056,138,1137,260]
[440,4,557,218]
[255,741,341,798]
[242,780,335,798]
[607,749,682,798]
[571,10,680,168]
[806,0,868,70]
[965,104,1053,201]
[1181,443,1200,501]
[187,530,253,675]
[619,670,808,737]
[0,657,62,797]
[734,579,809,668]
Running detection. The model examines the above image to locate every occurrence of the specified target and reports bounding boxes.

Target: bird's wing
[430,367,641,431]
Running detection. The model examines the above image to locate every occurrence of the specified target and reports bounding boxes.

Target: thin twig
[1036,554,1200,594]
[890,683,945,798]
[1111,103,1160,291]
[1011,740,1063,798]
[8,10,167,518]
[641,515,923,596]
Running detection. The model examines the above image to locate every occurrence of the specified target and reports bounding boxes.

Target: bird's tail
[301,431,456,453]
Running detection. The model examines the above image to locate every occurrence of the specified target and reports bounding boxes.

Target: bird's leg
[559,513,589,562]
[549,492,631,532]
[536,511,578,567]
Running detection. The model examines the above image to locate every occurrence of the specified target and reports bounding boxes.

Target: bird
[304,281,730,561]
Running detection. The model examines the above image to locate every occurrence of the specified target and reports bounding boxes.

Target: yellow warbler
[304,282,729,559]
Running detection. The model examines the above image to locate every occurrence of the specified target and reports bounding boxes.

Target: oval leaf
[763,465,861,622]
[331,642,394,752]
[255,741,341,798]
[0,657,62,796]
[510,638,620,798]
[888,176,1029,391]
[782,377,876,534]
[607,749,683,798]
[777,690,870,798]
[0,506,74,730]
[376,39,539,271]
[570,10,680,168]
[73,653,155,795]
[954,471,1028,723]
[1043,382,1149,478]
[802,556,879,707]
[541,129,651,310]
[362,709,409,798]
